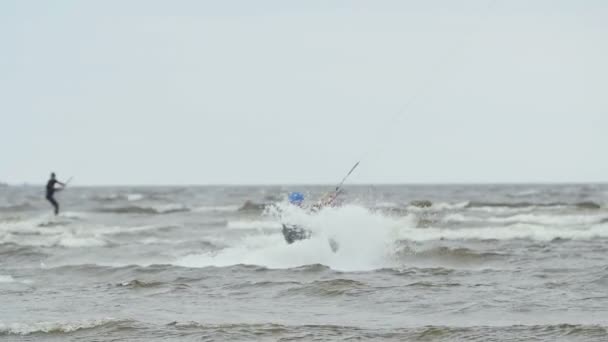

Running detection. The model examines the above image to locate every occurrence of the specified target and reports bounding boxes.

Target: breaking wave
[0,318,127,336]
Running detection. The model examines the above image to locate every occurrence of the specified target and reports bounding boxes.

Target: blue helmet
[288,192,304,205]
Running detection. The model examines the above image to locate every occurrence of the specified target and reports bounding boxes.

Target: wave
[0,232,108,249]
[403,201,470,212]
[56,234,109,248]
[6,234,108,248]
[116,279,166,288]
[0,243,48,263]
[431,201,470,210]
[238,200,268,212]
[291,263,332,273]
[444,213,608,226]
[466,201,601,210]
[224,280,302,291]
[409,200,433,208]
[126,194,144,201]
[0,219,113,248]
[405,281,461,287]
[3,317,606,339]
[466,201,551,209]
[396,223,608,242]
[193,205,239,213]
[0,218,185,249]
[0,318,128,336]
[1,216,67,234]
[96,204,189,215]
[397,245,505,261]
[377,266,456,277]
[91,193,145,202]
[576,201,603,209]
[36,213,85,227]
[0,203,36,212]
[373,201,400,208]
[509,189,541,197]
[281,279,367,297]
[164,322,608,341]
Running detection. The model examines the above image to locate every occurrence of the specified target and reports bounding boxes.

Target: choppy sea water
[1,184,608,341]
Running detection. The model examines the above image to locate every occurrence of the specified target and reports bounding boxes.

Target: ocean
[1,184,607,341]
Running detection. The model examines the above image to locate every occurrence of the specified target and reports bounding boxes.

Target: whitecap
[0,318,119,335]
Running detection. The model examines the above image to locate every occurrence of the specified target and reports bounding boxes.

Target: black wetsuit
[46,179,59,215]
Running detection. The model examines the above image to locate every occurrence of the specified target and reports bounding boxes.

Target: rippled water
[1,184,607,341]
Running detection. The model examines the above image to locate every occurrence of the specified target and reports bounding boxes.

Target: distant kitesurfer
[46,172,65,215]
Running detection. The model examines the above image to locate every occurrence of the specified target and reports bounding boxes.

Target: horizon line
[4,181,608,187]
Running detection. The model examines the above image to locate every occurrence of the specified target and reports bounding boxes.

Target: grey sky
[2,0,606,185]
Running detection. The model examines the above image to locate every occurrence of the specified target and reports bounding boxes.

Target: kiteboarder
[46,172,66,215]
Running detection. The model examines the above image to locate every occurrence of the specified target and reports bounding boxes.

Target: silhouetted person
[46,173,65,215]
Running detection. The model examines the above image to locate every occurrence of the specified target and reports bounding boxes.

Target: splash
[176,204,414,271]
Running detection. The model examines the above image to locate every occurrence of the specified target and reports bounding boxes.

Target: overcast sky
[1,0,606,185]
